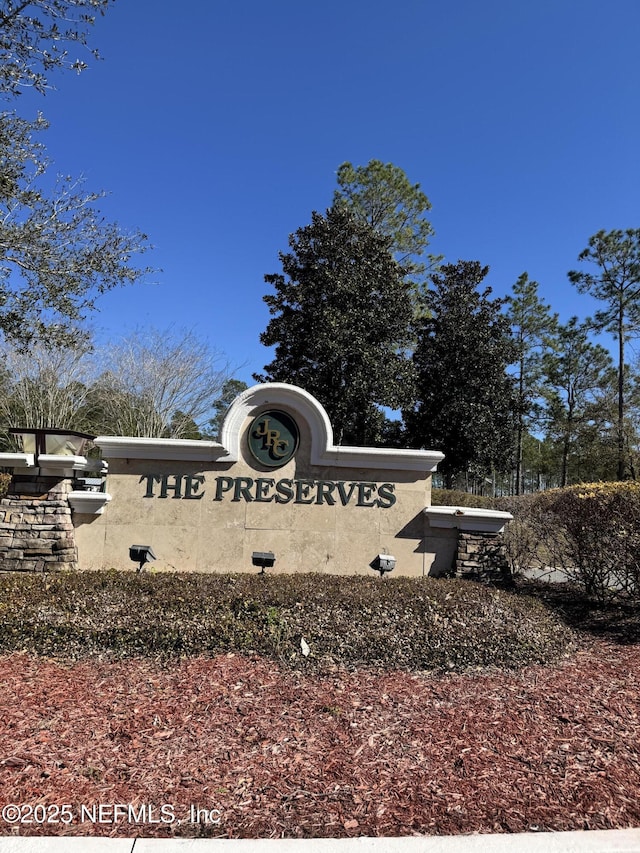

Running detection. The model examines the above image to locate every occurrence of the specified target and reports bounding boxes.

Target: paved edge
[2,830,640,853]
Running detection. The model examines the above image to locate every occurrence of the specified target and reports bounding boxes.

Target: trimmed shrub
[0,570,575,671]
[431,488,496,509]
[498,482,640,600]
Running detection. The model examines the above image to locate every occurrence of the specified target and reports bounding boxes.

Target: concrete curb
[2,831,640,853]
[0,840,131,852]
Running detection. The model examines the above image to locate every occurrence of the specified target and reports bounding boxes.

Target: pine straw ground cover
[0,574,639,839]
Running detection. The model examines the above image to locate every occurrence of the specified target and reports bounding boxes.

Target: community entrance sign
[0,383,513,579]
[72,383,454,576]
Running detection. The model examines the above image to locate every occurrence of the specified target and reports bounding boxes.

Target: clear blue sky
[17,0,640,384]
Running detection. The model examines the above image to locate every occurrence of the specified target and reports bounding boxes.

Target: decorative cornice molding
[37,454,88,471]
[0,452,92,473]
[93,384,444,473]
[94,436,228,462]
[68,490,112,515]
[0,452,34,468]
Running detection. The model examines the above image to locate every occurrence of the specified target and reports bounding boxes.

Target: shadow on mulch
[512,576,640,645]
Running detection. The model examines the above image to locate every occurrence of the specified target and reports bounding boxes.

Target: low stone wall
[0,476,77,572]
[455,531,512,586]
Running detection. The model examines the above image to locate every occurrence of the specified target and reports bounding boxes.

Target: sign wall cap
[0,451,35,468]
[425,505,513,533]
[68,490,112,515]
[93,383,445,472]
[94,436,228,462]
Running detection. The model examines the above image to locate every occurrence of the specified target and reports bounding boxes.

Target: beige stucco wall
[74,400,451,577]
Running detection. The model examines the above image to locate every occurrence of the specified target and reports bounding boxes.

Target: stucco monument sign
[0,383,512,579]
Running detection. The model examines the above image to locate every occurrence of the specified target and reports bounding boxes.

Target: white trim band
[425,505,513,533]
[95,437,228,462]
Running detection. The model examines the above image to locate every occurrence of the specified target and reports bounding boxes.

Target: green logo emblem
[248,410,299,468]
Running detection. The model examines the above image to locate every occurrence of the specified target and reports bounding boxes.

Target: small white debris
[300,637,310,657]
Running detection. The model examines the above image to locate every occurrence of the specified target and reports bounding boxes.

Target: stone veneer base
[0,476,78,572]
[455,530,512,586]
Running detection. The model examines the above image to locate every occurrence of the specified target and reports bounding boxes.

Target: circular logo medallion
[248,410,299,468]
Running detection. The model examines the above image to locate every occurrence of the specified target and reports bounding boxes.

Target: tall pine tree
[542,318,614,486]
[505,273,557,494]
[569,229,640,479]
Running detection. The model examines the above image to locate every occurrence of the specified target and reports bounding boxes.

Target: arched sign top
[220,383,333,466]
[247,410,299,468]
[214,382,444,473]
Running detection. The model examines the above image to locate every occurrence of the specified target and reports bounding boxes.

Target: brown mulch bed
[2,639,640,839]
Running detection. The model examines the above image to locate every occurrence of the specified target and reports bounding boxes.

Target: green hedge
[431,488,496,508]
[0,570,574,671]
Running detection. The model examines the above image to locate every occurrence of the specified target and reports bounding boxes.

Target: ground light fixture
[370,554,396,577]
[252,551,276,573]
[130,545,156,573]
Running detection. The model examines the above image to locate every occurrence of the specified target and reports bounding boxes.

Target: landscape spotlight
[370,554,396,577]
[129,544,156,573]
[252,551,276,573]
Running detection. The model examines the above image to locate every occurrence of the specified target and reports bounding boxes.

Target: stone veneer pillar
[424,505,514,587]
[0,474,77,572]
[455,530,512,587]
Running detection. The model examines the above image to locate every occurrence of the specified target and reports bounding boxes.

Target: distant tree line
[0,6,636,495]
[2,142,637,497]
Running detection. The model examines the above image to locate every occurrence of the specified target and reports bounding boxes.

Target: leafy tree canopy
[0,0,152,348]
[255,204,415,446]
[0,111,152,347]
[0,0,113,97]
[333,159,438,289]
[405,261,518,488]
